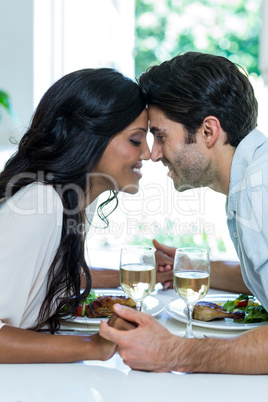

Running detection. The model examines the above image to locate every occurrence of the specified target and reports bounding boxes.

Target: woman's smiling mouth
[132,165,142,177]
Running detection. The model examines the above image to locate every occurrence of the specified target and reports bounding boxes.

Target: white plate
[65,289,165,326]
[165,294,268,331]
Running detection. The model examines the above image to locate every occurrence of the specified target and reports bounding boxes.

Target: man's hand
[100,304,180,371]
[153,239,176,290]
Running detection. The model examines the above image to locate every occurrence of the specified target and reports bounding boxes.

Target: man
[100,52,268,374]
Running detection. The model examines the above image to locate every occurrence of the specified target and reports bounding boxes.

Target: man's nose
[150,142,163,162]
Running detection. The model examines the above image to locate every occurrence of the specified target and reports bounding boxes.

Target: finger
[153,239,176,258]
[158,263,173,272]
[163,280,173,290]
[155,250,173,268]
[113,304,146,325]
[156,270,173,286]
[99,320,123,343]
[107,313,118,326]
[108,314,137,330]
[164,264,172,271]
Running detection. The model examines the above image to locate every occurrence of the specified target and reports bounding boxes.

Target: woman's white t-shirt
[0,183,63,329]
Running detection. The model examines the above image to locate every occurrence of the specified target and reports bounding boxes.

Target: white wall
[0,0,135,146]
[0,0,34,145]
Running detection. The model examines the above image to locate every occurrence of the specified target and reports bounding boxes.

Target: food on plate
[74,290,97,317]
[193,294,268,324]
[223,294,268,323]
[193,301,245,322]
[74,291,136,318]
[85,295,136,318]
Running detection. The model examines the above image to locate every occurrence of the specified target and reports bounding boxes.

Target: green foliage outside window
[0,90,11,119]
[129,220,227,254]
[132,0,262,252]
[135,0,262,77]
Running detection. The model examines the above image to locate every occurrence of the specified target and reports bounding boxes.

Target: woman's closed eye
[130,139,142,146]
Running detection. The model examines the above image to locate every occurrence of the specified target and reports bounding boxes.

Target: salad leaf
[223,294,268,323]
[223,299,235,312]
[243,305,268,323]
[84,290,96,304]
[62,290,98,316]
[237,294,253,300]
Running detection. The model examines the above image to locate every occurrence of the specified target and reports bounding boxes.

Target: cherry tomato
[238,299,247,308]
[75,305,83,316]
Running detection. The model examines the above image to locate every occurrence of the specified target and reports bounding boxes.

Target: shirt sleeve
[237,180,268,309]
[0,183,63,329]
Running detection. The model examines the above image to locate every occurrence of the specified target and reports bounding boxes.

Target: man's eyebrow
[150,127,166,135]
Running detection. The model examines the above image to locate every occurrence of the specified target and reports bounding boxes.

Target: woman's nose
[141,141,151,160]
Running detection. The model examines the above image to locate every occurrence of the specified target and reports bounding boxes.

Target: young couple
[1,53,268,373]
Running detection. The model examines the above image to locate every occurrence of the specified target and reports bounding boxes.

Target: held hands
[89,333,117,361]
[153,239,176,290]
[100,304,179,372]
[94,312,137,361]
[97,240,176,363]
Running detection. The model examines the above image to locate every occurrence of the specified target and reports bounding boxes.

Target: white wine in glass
[174,247,210,338]
[120,246,156,312]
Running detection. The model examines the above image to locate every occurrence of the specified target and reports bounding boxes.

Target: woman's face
[91,109,150,198]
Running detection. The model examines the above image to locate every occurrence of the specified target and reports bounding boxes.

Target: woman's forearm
[210,260,251,294]
[88,260,250,293]
[89,267,120,288]
[0,325,115,363]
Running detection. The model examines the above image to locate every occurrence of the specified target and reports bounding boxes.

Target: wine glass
[173,247,210,338]
[120,245,156,312]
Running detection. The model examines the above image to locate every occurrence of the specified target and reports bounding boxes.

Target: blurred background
[0,0,267,269]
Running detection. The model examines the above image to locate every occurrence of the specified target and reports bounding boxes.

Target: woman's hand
[153,239,176,290]
[89,333,117,361]
[108,312,137,331]
[94,311,137,361]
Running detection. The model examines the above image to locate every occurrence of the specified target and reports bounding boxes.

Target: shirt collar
[226,129,267,216]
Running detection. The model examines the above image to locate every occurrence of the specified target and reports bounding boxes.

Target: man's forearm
[173,326,268,374]
[210,260,251,294]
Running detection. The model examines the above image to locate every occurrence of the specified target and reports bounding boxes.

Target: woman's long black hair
[0,68,146,332]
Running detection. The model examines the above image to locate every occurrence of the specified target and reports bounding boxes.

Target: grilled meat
[193,301,245,322]
[85,295,136,318]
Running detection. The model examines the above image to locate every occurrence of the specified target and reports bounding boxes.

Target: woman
[0,68,156,363]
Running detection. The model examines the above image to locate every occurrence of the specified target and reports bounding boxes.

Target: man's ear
[201,116,221,148]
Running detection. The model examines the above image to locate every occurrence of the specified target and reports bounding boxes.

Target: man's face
[148,106,215,191]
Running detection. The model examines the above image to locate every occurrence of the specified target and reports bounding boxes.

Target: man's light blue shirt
[226,129,268,310]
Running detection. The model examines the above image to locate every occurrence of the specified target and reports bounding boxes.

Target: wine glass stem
[185,304,195,338]
[136,301,143,312]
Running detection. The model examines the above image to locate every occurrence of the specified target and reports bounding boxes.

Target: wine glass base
[135,301,143,312]
[183,333,195,339]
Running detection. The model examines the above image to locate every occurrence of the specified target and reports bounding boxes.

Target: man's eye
[130,140,142,146]
[156,136,164,142]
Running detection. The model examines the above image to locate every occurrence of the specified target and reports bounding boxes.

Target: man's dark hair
[138,52,258,147]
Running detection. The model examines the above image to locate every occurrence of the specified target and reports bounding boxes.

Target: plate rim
[165,293,268,331]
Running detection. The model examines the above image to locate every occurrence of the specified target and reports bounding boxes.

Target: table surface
[1,287,268,402]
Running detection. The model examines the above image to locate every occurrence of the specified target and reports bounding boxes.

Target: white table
[1,288,268,402]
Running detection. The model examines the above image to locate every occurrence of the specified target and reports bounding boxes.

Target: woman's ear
[201,116,221,148]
